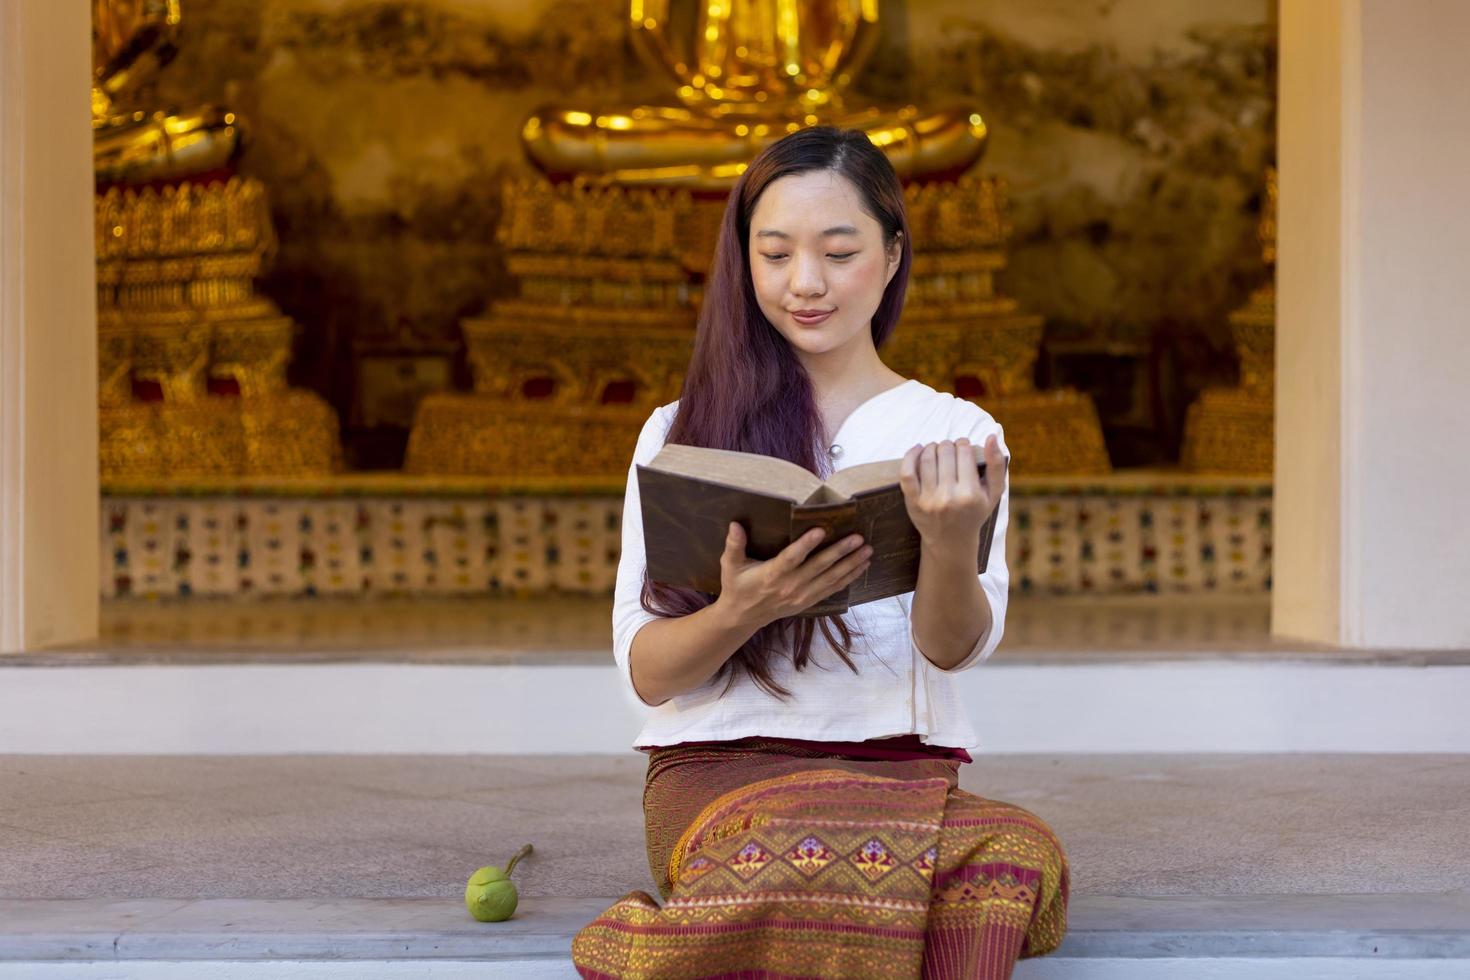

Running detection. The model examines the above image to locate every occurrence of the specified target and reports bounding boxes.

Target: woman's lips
[790,309,834,326]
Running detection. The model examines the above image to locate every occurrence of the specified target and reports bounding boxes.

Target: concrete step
[4,657,1469,754]
[2,895,1467,978]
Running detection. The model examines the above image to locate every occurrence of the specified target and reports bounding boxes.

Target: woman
[573,127,1068,979]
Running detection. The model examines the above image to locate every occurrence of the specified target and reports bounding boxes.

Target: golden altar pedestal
[97,179,342,479]
[1181,169,1276,476]
[404,183,700,477]
[94,0,340,481]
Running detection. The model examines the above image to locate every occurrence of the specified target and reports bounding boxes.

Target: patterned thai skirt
[572,736,1069,979]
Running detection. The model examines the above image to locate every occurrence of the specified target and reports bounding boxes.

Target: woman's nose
[789,254,826,296]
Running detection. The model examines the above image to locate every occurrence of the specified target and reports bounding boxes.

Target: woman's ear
[883,232,903,287]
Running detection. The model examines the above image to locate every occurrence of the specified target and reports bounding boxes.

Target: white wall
[1349,0,1470,648]
[0,1,99,652]
[1276,0,1470,648]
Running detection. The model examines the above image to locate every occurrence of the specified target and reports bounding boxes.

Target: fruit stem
[505,843,533,877]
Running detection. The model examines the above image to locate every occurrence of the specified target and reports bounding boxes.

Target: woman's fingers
[778,526,830,569]
[918,441,938,490]
[722,522,748,565]
[936,439,956,488]
[955,438,982,494]
[804,541,872,599]
[983,434,1008,504]
[806,533,866,574]
[899,444,923,496]
[826,559,871,600]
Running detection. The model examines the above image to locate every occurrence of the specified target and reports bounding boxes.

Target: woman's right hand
[713,522,873,630]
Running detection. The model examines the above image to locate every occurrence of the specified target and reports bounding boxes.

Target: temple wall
[134,0,1276,468]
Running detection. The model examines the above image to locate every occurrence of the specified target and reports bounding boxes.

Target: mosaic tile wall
[101,490,1271,599]
[1008,495,1272,594]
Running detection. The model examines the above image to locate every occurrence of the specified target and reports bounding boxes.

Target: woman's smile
[789,308,835,326]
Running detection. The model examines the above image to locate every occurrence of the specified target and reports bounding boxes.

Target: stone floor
[3,753,1467,900]
[2,753,1468,972]
[36,593,1280,659]
[10,592,1464,667]
[4,592,1399,664]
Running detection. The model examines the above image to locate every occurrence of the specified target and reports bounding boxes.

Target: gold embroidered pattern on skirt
[573,740,1069,979]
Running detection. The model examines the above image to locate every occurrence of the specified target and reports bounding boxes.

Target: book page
[825,459,902,497]
[648,444,822,503]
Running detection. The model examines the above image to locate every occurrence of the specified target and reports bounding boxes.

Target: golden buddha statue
[93,0,341,482]
[1181,168,1276,476]
[407,0,1110,478]
[524,0,988,189]
[92,0,241,185]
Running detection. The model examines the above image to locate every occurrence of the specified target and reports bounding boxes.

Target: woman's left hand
[898,435,1008,549]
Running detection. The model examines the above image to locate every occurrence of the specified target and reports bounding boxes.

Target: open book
[636,443,1003,617]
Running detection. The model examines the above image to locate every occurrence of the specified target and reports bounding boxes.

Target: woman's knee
[946,791,1068,865]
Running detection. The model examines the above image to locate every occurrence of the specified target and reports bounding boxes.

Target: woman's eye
[761,253,788,262]
[828,252,857,261]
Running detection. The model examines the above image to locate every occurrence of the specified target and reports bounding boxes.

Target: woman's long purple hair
[640,126,914,700]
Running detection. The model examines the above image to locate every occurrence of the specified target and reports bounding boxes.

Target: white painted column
[0,2,99,652]
[1275,0,1470,649]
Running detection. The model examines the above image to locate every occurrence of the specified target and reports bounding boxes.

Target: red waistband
[643,733,972,764]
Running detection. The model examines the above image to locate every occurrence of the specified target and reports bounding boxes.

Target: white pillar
[0,1,99,652]
[1276,0,1470,648]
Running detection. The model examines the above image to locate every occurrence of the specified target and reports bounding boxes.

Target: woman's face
[747,169,900,362]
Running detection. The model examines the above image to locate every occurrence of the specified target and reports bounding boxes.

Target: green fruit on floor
[465,867,517,922]
[465,844,533,923]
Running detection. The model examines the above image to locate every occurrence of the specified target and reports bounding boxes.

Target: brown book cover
[637,443,1003,617]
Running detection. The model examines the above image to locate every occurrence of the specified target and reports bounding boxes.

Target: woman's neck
[801,345,902,406]
[804,352,908,446]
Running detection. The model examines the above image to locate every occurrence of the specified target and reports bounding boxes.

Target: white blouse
[611,378,1010,751]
